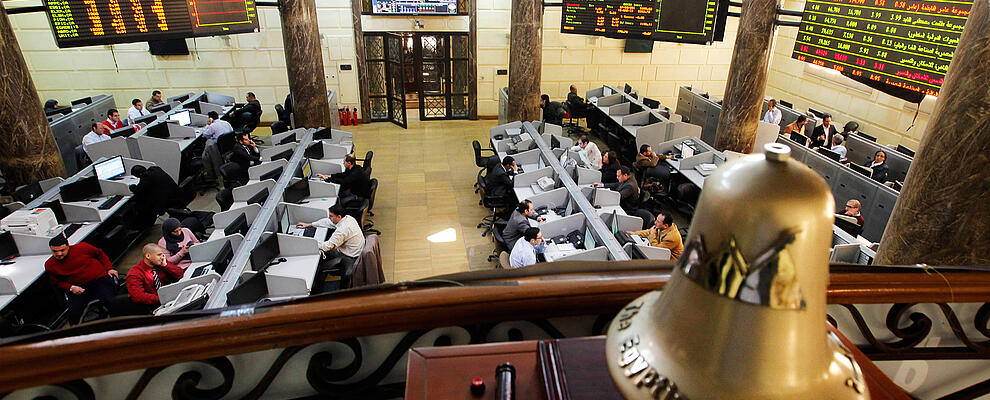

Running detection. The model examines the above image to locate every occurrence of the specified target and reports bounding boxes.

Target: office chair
[631,208,655,230]
[498,251,511,269]
[476,180,509,237]
[215,188,234,212]
[217,132,238,155]
[274,104,291,126]
[489,221,508,262]
[362,178,380,235]
[356,150,373,170]
[235,108,264,144]
[270,121,289,135]
[472,141,497,192]
[219,162,246,189]
[563,101,588,135]
[74,145,92,171]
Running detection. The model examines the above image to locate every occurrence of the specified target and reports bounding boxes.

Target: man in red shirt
[126,243,184,313]
[44,234,118,323]
[101,109,123,131]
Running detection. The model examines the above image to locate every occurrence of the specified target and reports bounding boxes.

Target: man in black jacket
[813,114,839,145]
[317,154,370,205]
[229,133,261,182]
[540,94,565,126]
[485,156,517,203]
[129,165,180,227]
[228,92,262,130]
[596,166,640,213]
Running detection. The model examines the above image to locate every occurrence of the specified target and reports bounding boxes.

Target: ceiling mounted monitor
[371,0,458,15]
[561,0,727,45]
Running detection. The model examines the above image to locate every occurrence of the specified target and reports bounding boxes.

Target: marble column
[279,0,332,128]
[507,0,542,122]
[0,6,65,186]
[713,0,777,153]
[351,0,371,123]
[876,0,990,265]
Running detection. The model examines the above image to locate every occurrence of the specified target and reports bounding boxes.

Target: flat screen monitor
[610,210,618,234]
[168,110,192,127]
[227,270,268,306]
[278,209,292,234]
[0,231,19,261]
[817,147,841,162]
[628,244,647,260]
[146,122,170,139]
[896,144,915,157]
[849,163,873,178]
[790,133,809,146]
[647,113,662,125]
[628,103,643,114]
[170,94,191,104]
[60,176,102,202]
[150,104,172,114]
[247,188,270,205]
[313,128,331,140]
[304,143,324,159]
[624,84,632,94]
[45,106,72,116]
[283,179,310,204]
[93,156,126,180]
[259,166,283,182]
[807,108,825,119]
[278,132,297,145]
[371,0,457,15]
[12,182,44,203]
[779,100,793,108]
[550,135,560,149]
[109,125,135,138]
[301,158,313,180]
[271,149,293,162]
[211,241,234,275]
[132,113,158,126]
[250,233,280,271]
[71,97,92,106]
[857,132,877,142]
[39,200,67,224]
[642,97,660,109]
[224,213,249,236]
[584,226,596,250]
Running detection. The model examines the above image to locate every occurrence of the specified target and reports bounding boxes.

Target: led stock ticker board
[561,0,720,44]
[791,0,972,97]
[43,0,260,48]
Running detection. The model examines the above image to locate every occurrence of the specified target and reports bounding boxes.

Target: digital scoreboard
[43,0,260,48]
[371,0,458,15]
[561,0,721,44]
[791,0,972,97]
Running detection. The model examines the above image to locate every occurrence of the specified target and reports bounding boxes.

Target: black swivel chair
[235,108,263,145]
[270,121,289,135]
[219,162,246,189]
[472,140,497,192]
[215,188,234,212]
[476,176,509,237]
[489,221,509,262]
[217,132,238,156]
[362,178,380,235]
[564,100,589,135]
[275,103,291,126]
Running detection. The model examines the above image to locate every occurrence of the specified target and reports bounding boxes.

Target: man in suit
[540,94,565,126]
[129,164,180,227]
[230,132,262,177]
[596,165,640,213]
[485,156,517,203]
[503,200,545,250]
[316,154,371,205]
[813,114,839,145]
[228,92,262,131]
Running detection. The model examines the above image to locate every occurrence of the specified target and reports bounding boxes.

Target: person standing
[762,99,782,125]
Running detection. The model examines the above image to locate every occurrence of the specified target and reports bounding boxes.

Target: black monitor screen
[250,233,280,271]
[849,163,873,178]
[150,104,172,114]
[211,240,234,275]
[312,128,331,140]
[896,144,915,158]
[304,142,324,159]
[817,147,841,162]
[146,122,170,139]
[647,113,662,125]
[133,113,158,126]
[283,179,311,204]
[271,149,293,162]
[110,125,136,138]
[624,84,632,94]
[628,103,643,114]
[278,132,297,145]
[71,97,92,106]
[39,200,67,224]
[46,106,73,116]
[259,166,283,182]
[0,231,18,261]
[779,100,793,109]
[60,176,102,202]
[12,182,44,203]
[227,270,268,306]
[224,213,249,236]
[857,132,877,142]
[642,97,660,109]
[247,188,269,205]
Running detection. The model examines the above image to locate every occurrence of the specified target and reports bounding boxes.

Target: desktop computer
[224,213,249,236]
[168,110,192,127]
[60,176,102,202]
[250,233,280,271]
[93,156,126,180]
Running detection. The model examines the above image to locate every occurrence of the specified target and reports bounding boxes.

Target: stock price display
[791,0,972,97]
[561,0,719,44]
[43,0,260,48]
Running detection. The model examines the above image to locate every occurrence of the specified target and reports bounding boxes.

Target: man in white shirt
[127,99,151,124]
[570,135,602,169]
[830,134,848,159]
[201,111,234,145]
[762,99,782,125]
[81,123,111,147]
[296,205,366,267]
[509,227,545,268]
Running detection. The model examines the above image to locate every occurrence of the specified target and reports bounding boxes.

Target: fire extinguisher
[352,107,359,126]
[342,107,350,126]
[338,108,344,126]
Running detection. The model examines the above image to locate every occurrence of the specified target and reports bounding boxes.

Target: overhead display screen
[371,0,458,14]
[791,0,972,97]
[43,0,260,48]
[561,0,720,44]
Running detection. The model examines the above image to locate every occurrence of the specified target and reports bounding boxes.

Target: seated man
[227,92,262,131]
[147,90,165,108]
[201,111,236,182]
[595,166,640,213]
[485,156,517,203]
[509,227,545,268]
[129,165,180,227]
[125,244,184,314]
[540,94,565,126]
[316,154,370,205]
[102,109,123,131]
[44,99,60,112]
[81,123,111,147]
[838,199,865,226]
[127,98,151,124]
[44,234,119,323]
[296,204,366,273]
[230,132,262,178]
[634,144,671,169]
[830,134,847,159]
[503,200,545,250]
[626,212,683,260]
[570,136,602,169]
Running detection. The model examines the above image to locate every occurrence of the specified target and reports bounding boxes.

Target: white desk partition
[632,122,668,151]
[575,167,601,185]
[540,122,563,136]
[322,143,351,159]
[11,233,62,256]
[199,102,225,116]
[212,204,263,231]
[670,121,703,140]
[136,136,182,183]
[248,234,321,297]
[599,212,643,233]
[38,177,65,193]
[310,159,344,175]
[261,143,297,161]
[491,121,523,139]
[753,121,780,153]
[539,213,587,240]
[232,179,276,202]
[307,180,339,199]
[248,159,289,181]
[84,137,131,162]
[61,203,102,223]
[513,167,554,188]
[591,188,621,207]
[596,93,624,107]
[528,187,570,211]
[281,203,331,225]
[625,243,672,260]
[166,123,198,139]
[557,246,609,262]
[607,102,632,116]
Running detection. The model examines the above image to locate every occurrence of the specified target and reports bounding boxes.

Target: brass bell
[605,143,868,399]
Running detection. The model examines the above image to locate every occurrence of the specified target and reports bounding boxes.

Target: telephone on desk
[552,230,585,250]
[156,280,214,315]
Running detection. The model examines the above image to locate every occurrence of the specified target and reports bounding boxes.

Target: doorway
[364,31,473,126]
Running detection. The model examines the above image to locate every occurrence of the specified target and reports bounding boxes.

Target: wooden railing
[0,261,988,395]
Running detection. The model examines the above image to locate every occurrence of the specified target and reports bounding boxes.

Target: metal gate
[364,32,407,128]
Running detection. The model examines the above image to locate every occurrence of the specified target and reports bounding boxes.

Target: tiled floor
[117,118,500,282]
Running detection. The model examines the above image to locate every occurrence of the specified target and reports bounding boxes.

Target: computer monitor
[0,231,19,261]
[247,188,270,205]
[109,125,135,138]
[313,128,331,140]
[817,147,841,162]
[150,103,172,114]
[168,110,192,126]
[146,122,170,139]
[628,103,643,114]
[304,142,324,159]
[849,163,873,178]
[301,158,313,180]
[834,217,863,237]
[624,84,632,94]
[211,241,234,275]
[807,108,826,118]
[224,213,249,236]
[278,209,292,234]
[170,94,190,103]
[184,102,202,115]
[789,132,809,146]
[132,113,158,126]
[271,149,293,162]
[892,181,903,191]
[610,210,618,234]
[227,270,268,306]
[589,187,598,206]
[39,200,67,224]
[550,135,560,149]
[93,156,126,180]
[12,182,43,203]
[283,179,310,204]
[896,144,915,157]
[647,113,662,125]
[857,132,877,142]
[250,233,280,271]
[60,176,102,202]
[628,244,647,260]
[71,97,92,106]
[259,166,283,182]
[45,106,72,116]
[564,199,573,216]
[642,97,660,109]
[584,226,596,250]
[779,100,793,108]
[278,132,297,145]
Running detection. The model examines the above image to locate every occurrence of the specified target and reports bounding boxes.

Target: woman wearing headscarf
[157,218,200,269]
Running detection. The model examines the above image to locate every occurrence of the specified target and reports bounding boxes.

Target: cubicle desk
[658,137,722,189]
[844,135,912,182]
[48,94,116,175]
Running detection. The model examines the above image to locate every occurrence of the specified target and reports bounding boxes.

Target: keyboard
[98,195,124,210]
[289,226,318,238]
[62,223,83,237]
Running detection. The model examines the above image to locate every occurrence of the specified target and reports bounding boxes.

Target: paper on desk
[699,163,717,171]
[557,243,576,251]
